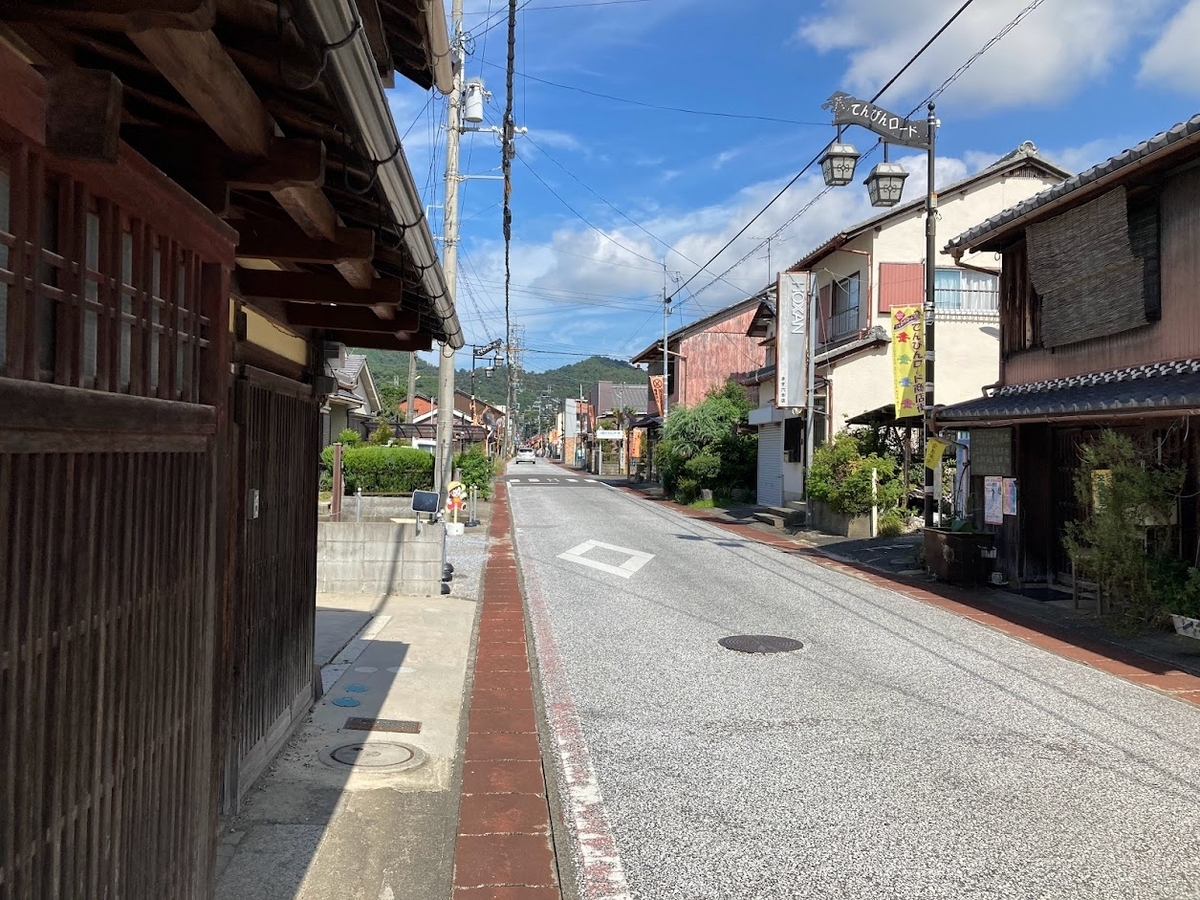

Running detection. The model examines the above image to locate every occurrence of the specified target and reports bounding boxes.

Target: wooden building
[0,2,461,898]
[936,113,1200,584]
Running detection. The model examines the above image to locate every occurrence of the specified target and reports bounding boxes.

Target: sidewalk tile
[461,760,546,795]
[458,792,552,834]
[454,833,557,888]
[465,731,542,761]
[455,886,561,899]
[468,707,537,734]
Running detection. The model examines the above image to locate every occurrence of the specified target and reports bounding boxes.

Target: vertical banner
[891,305,926,418]
[649,375,665,417]
[776,271,810,409]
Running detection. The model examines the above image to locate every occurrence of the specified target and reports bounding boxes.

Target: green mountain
[352,349,646,417]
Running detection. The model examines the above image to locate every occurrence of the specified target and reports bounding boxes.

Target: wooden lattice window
[0,142,212,402]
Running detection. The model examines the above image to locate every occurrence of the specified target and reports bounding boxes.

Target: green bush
[1064,429,1185,624]
[675,476,701,505]
[807,431,903,516]
[657,381,756,501]
[369,421,395,445]
[320,445,433,495]
[454,446,496,499]
[337,428,362,446]
[878,507,905,537]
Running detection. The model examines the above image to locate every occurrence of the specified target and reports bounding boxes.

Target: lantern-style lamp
[819,142,860,187]
[864,161,909,207]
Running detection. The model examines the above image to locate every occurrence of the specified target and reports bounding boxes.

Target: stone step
[751,505,806,529]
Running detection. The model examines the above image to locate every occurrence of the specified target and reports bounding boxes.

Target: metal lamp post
[821,93,938,527]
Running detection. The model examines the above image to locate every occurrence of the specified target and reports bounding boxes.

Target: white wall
[934,316,1002,405]
[824,344,892,429]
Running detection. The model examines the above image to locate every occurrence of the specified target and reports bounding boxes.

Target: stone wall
[317,520,445,596]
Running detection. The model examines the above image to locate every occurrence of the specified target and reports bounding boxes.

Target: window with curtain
[829,272,861,337]
[935,268,998,310]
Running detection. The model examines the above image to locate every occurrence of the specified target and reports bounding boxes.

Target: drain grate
[319,740,427,773]
[344,717,422,734]
[718,635,804,654]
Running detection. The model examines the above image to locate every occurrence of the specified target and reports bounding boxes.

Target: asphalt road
[506,460,1200,900]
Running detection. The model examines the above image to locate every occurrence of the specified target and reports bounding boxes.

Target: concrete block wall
[316,519,445,596]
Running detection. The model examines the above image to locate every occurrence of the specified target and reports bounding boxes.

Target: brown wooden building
[0,3,461,897]
[935,113,1200,584]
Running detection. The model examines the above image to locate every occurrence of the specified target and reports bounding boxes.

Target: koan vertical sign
[776,272,810,409]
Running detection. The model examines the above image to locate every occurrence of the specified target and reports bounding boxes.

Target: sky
[386,0,1200,373]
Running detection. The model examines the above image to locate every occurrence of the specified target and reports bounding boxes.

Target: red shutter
[879,262,924,312]
[818,284,832,342]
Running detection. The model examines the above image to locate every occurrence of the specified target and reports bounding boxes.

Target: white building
[746,143,1071,507]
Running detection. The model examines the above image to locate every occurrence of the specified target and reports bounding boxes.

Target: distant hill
[351,349,646,416]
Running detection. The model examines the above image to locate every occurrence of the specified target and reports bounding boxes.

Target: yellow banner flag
[924,437,949,470]
[890,305,925,419]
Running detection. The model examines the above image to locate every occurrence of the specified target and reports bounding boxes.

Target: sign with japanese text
[969,428,1013,476]
[924,437,948,470]
[891,305,925,419]
[776,272,810,409]
[823,92,932,149]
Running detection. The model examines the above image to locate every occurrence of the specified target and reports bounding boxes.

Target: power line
[675,0,1048,308]
[484,60,826,126]
[514,153,662,265]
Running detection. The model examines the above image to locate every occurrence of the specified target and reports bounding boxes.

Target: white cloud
[1138,0,1200,93]
[797,0,1170,111]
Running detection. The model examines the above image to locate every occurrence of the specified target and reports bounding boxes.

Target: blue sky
[388,0,1200,372]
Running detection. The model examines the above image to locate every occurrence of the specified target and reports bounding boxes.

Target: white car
[516,447,536,464]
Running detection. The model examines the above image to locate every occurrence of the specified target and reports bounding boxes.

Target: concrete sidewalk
[214,501,496,900]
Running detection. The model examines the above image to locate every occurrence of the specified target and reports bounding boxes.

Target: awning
[935,359,1200,427]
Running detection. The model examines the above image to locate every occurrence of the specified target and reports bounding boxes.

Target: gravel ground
[509,467,1200,900]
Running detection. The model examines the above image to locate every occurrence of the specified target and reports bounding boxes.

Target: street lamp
[864,160,909,208]
[822,91,939,528]
[819,141,861,187]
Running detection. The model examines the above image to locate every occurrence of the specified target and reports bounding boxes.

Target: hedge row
[320,445,434,495]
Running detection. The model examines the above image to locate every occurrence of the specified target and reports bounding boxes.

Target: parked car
[516,446,536,464]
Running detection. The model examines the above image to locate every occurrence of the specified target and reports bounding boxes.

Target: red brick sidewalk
[453,482,561,900]
[617,482,1200,708]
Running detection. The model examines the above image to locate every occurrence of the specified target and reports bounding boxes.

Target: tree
[656,380,756,503]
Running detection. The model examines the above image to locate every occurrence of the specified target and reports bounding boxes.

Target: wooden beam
[237,270,404,306]
[237,220,374,265]
[224,138,325,190]
[356,0,395,88]
[0,0,216,31]
[330,330,433,352]
[129,26,377,288]
[129,27,270,156]
[45,68,123,162]
[285,303,418,333]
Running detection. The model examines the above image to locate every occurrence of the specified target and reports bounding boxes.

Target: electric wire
[488,60,827,126]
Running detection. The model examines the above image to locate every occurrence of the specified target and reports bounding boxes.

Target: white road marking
[585,479,597,483]
[529,478,541,483]
[557,540,654,579]
[567,478,578,483]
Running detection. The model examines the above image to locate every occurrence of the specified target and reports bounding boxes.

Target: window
[784,415,803,463]
[828,273,860,338]
[935,268,998,311]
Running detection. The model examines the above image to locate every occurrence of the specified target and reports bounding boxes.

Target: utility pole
[661,282,670,419]
[405,351,417,423]
[435,0,465,500]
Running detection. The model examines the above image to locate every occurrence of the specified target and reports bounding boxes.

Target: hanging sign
[649,375,665,417]
[823,92,932,149]
[924,437,949,470]
[891,305,926,419]
[776,272,811,410]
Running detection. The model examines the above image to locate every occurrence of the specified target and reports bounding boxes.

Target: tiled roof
[333,353,367,386]
[936,359,1200,424]
[611,383,649,413]
[946,113,1200,254]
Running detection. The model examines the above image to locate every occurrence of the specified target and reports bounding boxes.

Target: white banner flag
[776,272,810,409]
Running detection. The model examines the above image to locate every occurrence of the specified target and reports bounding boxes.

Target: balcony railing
[824,306,860,341]
[935,286,998,311]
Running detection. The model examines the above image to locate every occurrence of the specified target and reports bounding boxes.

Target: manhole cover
[319,740,427,772]
[718,635,804,654]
